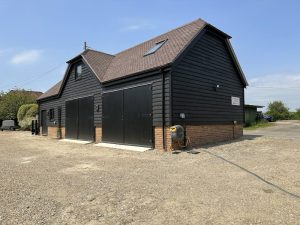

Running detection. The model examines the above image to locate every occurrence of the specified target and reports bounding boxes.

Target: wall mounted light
[214,84,220,91]
[179,113,186,119]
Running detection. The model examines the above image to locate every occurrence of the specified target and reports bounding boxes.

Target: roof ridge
[86,48,115,57]
[114,18,207,56]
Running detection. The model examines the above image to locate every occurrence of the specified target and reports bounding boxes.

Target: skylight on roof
[144,40,167,56]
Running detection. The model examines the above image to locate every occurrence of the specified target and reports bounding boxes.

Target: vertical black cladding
[65,99,79,139]
[78,96,94,140]
[65,96,94,140]
[123,85,152,146]
[102,91,124,143]
[57,106,62,128]
[41,110,48,135]
[102,85,153,147]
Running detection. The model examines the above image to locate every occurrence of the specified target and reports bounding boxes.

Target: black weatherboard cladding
[39,61,102,127]
[102,70,171,127]
[171,29,244,125]
[39,60,171,128]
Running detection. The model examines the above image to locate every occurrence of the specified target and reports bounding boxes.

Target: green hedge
[17,104,38,130]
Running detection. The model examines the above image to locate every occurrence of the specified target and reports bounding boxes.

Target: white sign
[231,96,240,106]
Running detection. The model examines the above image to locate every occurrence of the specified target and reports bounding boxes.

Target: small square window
[49,108,55,121]
[75,64,82,80]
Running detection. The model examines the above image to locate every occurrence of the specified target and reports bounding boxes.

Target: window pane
[144,40,167,56]
[76,65,82,74]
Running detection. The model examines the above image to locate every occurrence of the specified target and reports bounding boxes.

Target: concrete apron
[59,139,93,144]
[95,143,151,152]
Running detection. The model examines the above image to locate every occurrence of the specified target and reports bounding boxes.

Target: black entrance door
[65,96,94,140]
[102,85,152,147]
[41,110,48,135]
[102,90,123,143]
[123,85,152,146]
[65,100,78,139]
[78,97,94,140]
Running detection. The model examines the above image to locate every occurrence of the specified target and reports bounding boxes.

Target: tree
[266,101,290,121]
[0,89,37,120]
[17,104,38,130]
[294,108,300,119]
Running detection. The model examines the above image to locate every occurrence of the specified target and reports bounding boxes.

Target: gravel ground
[0,129,299,225]
[244,120,300,139]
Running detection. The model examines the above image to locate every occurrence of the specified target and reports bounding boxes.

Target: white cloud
[120,19,155,31]
[10,50,42,64]
[245,73,300,111]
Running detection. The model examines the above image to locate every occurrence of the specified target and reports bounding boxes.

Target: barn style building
[37,19,248,151]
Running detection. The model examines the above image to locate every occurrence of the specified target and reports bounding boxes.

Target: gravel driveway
[244,120,300,139]
[0,128,299,225]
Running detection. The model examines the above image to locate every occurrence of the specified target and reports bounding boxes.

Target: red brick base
[154,124,243,151]
[47,127,58,139]
[154,127,172,151]
[42,124,243,151]
[40,126,65,139]
[185,124,243,148]
[95,127,102,143]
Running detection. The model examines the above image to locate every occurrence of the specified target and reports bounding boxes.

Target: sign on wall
[231,96,240,106]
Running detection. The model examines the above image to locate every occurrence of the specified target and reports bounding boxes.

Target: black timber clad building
[37,19,248,150]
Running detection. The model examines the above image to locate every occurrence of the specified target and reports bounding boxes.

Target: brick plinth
[155,124,243,151]
[48,127,58,138]
[185,124,243,148]
[95,127,102,143]
[61,127,65,139]
[154,126,172,151]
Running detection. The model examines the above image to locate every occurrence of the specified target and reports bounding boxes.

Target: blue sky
[0,0,300,110]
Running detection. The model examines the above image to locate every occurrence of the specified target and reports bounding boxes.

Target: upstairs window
[144,39,167,56]
[75,64,82,80]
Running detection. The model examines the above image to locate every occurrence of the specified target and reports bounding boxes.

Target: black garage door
[102,85,152,147]
[65,96,94,141]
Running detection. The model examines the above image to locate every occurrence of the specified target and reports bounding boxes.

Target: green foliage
[244,120,274,130]
[288,108,300,120]
[17,103,38,130]
[295,108,300,119]
[266,101,290,121]
[17,104,33,122]
[25,104,38,117]
[0,89,36,120]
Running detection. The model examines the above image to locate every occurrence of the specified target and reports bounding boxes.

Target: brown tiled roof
[81,50,114,81]
[39,19,245,100]
[102,19,206,82]
[37,80,62,100]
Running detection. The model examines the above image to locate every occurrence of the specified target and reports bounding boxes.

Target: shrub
[266,101,290,121]
[0,89,36,120]
[17,103,38,130]
[26,104,38,117]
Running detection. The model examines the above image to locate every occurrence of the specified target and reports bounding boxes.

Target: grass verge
[244,121,275,130]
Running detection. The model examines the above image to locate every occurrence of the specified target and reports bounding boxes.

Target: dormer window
[144,39,167,56]
[75,64,82,80]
